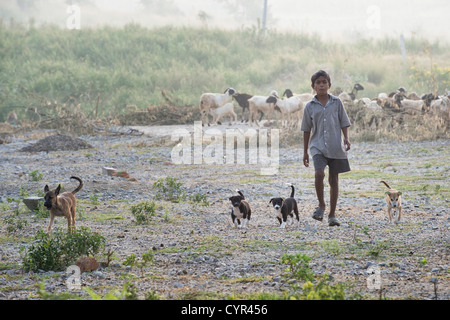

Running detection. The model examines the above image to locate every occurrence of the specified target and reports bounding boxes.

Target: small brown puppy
[44,176,84,234]
[380,181,402,223]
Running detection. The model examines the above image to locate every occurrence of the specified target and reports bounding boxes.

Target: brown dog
[44,176,84,234]
[380,181,402,223]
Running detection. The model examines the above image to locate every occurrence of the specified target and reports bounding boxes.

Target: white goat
[266,95,303,127]
[429,96,450,119]
[394,93,425,114]
[356,98,382,113]
[247,91,278,127]
[283,89,313,105]
[338,92,353,106]
[209,102,238,125]
[200,88,236,125]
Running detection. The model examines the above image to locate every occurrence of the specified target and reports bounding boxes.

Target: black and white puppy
[229,190,251,228]
[269,185,299,228]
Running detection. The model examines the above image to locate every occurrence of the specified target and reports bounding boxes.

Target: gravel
[0,126,448,300]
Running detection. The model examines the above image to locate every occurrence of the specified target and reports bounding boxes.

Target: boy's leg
[315,168,326,212]
[328,171,339,219]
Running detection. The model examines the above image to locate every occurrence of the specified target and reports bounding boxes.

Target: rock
[23,197,44,211]
[76,257,99,273]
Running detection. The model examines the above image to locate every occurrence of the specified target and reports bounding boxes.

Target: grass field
[1,22,449,122]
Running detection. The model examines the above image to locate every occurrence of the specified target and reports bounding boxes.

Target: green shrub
[130,201,156,224]
[280,253,314,282]
[3,216,28,235]
[152,177,185,203]
[21,227,106,272]
[189,193,209,206]
[301,275,347,300]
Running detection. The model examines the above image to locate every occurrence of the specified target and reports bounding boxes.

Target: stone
[76,257,100,273]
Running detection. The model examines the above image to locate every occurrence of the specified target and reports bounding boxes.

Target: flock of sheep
[199,85,450,127]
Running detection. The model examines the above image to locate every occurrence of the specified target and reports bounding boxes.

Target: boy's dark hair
[311,70,331,86]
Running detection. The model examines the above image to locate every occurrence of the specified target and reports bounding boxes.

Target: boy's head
[311,70,331,91]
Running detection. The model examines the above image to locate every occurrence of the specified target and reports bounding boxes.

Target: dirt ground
[0,124,448,300]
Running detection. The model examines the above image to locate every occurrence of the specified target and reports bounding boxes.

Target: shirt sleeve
[301,102,313,132]
[338,100,351,128]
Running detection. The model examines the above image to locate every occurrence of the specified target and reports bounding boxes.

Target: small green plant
[367,241,387,259]
[85,282,159,300]
[189,193,210,206]
[3,216,29,236]
[162,208,174,223]
[30,170,44,182]
[21,227,106,272]
[153,177,186,202]
[122,254,137,270]
[280,253,314,282]
[130,201,156,225]
[34,201,49,219]
[419,258,428,266]
[19,187,29,198]
[301,275,346,300]
[122,251,154,275]
[319,239,344,256]
[348,221,370,246]
[89,193,100,205]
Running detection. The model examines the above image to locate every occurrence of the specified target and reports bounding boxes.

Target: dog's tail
[70,176,84,194]
[289,184,295,198]
[380,181,391,189]
[236,189,245,199]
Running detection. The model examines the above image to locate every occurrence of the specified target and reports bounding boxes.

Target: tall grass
[1,22,449,121]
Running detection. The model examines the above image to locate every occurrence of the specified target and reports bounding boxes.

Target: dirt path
[0,126,448,300]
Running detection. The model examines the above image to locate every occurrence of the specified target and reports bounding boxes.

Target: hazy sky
[1,0,449,42]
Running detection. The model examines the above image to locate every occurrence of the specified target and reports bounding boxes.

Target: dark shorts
[313,154,351,174]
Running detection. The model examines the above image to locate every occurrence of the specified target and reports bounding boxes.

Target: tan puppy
[380,181,402,223]
[44,176,84,234]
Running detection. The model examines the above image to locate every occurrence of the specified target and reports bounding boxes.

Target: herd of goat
[199,84,450,127]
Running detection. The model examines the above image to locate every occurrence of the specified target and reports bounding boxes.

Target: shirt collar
[311,94,338,105]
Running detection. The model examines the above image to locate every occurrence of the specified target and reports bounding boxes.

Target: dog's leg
[294,205,300,227]
[72,205,77,232]
[387,206,392,223]
[231,211,239,228]
[280,212,287,229]
[397,205,402,222]
[245,209,251,228]
[47,213,55,234]
[67,216,73,234]
[288,213,295,226]
[66,208,76,234]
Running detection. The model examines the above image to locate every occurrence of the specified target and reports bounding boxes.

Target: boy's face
[312,76,331,95]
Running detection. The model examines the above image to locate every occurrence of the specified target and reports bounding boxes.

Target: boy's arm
[303,131,311,167]
[342,126,351,151]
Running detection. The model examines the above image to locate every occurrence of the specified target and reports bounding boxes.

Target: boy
[301,70,351,227]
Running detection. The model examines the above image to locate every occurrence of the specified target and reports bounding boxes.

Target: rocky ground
[0,124,448,300]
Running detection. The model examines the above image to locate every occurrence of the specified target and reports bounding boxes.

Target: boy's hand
[303,153,310,167]
[344,138,351,151]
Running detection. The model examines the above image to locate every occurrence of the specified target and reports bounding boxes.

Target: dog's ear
[385,191,390,195]
[55,184,61,196]
[44,185,49,192]
[229,197,233,201]
[398,192,402,195]
[269,198,274,204]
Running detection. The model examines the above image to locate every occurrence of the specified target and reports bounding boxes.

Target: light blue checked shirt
[301,94,351,159]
